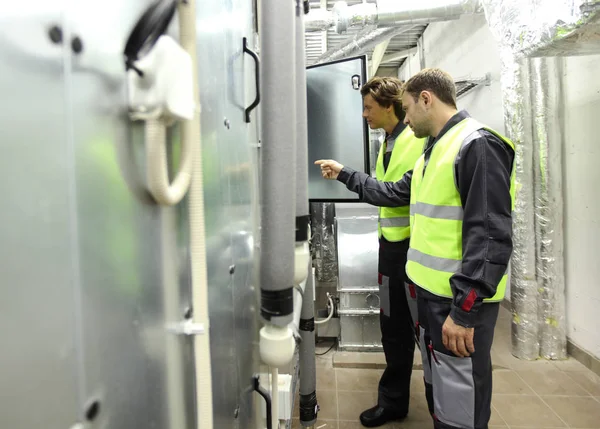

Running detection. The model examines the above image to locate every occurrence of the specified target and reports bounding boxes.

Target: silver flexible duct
[499,53,540,360]
[482,0,576,360]
[375,0,482,26]
[315,26,417,64]
[530,57,567,360]
[481,0,600,58]
[306,0,482,33]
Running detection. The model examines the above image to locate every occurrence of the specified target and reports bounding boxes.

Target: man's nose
[403,116,409,125]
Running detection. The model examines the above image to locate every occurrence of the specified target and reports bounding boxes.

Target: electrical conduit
[177,0,214,427]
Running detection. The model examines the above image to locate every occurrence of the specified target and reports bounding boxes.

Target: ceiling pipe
[306,0,482,33]
[312,0,483,64]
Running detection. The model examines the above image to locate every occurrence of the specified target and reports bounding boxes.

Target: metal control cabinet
[335,203,383,351]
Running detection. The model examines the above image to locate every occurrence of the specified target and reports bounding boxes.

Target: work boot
[359,405,407,427]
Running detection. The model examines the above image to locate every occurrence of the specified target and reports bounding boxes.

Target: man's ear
[420,90,433,107]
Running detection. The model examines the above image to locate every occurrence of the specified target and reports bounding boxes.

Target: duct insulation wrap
[483,0,571,360]
[296,0,309,219]
[375,0,482,26]
[332,1,378,33]
[315,25,416,64]
[499,52,540,360]
[305,8,336,32]
[530,57,567,360]
[481,0,600,57]
[260,0,296,326]
[310,203,337,283]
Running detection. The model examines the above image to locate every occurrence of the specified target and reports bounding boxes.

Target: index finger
[314,160,326,165]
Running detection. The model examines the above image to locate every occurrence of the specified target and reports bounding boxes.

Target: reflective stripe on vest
[406,117,516,302]
[378,216,411,228]
[376,126,426,242]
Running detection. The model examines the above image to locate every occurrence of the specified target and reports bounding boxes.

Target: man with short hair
[317,76,425,427]
[316,68,515,429]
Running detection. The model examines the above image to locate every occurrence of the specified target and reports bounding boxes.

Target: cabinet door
[307,56,369,201]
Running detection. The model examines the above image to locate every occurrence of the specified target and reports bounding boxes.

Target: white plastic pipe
[314,294,334,325]
[145,117,193,205]
[177,0,214,428]
[271,367,279,429]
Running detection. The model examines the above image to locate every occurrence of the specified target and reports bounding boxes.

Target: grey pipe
[530,57,567,360]
[375,0,482,26]
[299,264,318,427]
[259,0,296,326]
[296,0,309,220]
[297,5,318,424]
[305,0,481,33]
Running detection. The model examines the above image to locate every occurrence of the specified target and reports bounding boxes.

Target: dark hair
[360,77,405,121]
[402,68,457,109]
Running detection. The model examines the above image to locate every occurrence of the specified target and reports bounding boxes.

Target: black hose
[124,0,177,75]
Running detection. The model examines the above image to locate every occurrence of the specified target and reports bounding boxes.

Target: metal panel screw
[48,25,63,44]
[233,406,240,418]
[85,400,100,421]
[71,36,84,54]
[184,306,193,319]
[224,118,231,129]
[229,265,235,275]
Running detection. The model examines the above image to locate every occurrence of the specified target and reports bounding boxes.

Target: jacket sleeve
[337,167,412,207]
[449,131,515,328]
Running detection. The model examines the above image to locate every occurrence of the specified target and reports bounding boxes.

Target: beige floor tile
[317,366,337,391]
[335,368,383,392]
[337,391,377,421]
[543,396,600,428]
[492,348,556,371]
[406,392,432,422]
[516,369,589,396]
[552,357,590,372]
[410,370,426,393]
[316,390,338,420]
[492,394,566,427]
[490,405,508,426]
[291,418,337,429]
[316,353,334,369]
[334,351,386,369]
[333,350,422,370]
[413,348,423,369]
[493,370,535,395]
[566,370,600,396]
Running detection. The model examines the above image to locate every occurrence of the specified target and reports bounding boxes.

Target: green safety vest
[375,126,426,242]
[406,117,516,301]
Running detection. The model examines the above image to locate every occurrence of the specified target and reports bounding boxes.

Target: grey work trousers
[415,288,500,429]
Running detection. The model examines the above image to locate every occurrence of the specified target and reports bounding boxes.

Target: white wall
[399,14,505,134]
[563,54,600,359]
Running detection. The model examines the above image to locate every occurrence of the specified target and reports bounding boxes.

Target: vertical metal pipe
[295,0,309,222]
[259,0,297,326]
[299,262,318,427]
[296,3,319,425]
[530,57,567,360]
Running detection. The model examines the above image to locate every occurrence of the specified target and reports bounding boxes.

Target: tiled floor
[292,307,600,429]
